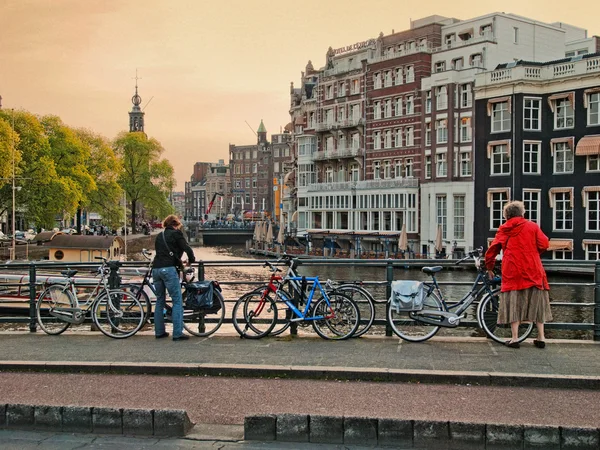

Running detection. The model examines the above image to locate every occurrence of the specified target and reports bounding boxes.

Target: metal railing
[1,258,598,340]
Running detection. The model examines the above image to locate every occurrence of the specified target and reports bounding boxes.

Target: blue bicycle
[232,260,361,340]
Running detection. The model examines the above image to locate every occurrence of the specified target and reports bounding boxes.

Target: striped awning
[547,92,574,112]
[584,88,600,107]
[548,187,574,207]
[550,136,574,155]
[575,135,600,156]
[548,239,573,251]
[487,140,511,159]
[486,96,512,117]
[486,188,510,207]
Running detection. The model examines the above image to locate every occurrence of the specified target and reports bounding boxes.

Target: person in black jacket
[152,215,196,341]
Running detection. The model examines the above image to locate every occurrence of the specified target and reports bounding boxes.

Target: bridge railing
[0,258,598,341]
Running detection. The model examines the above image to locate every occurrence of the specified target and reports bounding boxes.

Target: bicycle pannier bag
[390,280,426,312]
[185,281,214,310]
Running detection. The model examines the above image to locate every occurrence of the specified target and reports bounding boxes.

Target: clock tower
[128,75,145,133]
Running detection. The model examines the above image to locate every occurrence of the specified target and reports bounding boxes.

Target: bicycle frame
[277,276,334,322]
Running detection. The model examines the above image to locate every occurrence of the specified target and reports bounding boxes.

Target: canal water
[191,245,595,340]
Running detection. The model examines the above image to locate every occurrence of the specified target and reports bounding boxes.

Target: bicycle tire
[477,289,534,344]
[92,290,145,339]
[232,291,278,339]
[269,288,293,336]
[311,292,360,340]
[387,290,443,342]
[36,285,76,335]
[329,284,375,338]
[122,283,152,324]
[183,289,226,337]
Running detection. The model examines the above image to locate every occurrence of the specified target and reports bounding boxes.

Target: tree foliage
[113,132,175,232]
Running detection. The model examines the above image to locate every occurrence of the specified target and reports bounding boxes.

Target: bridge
[185,225,254,246]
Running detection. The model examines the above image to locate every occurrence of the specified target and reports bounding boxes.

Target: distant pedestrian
[484,201,552,349]
[152,214,196,341]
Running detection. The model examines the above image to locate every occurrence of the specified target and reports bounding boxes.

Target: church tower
[257,119,267,145]
[129,75,145,132]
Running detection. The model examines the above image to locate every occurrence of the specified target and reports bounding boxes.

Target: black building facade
[474,54,600,260]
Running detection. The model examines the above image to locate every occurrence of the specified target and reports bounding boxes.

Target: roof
[47,235,125,250]
[257,120,267,133]
[33,231,63,243]
[495,51,600,70]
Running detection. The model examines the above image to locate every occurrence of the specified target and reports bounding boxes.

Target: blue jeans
[152,266,184,338]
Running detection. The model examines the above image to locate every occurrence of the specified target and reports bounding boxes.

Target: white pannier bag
[390,280,426,312]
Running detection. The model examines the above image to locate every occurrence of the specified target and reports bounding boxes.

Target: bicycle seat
[422,266,443,274]
[61,269,78,278]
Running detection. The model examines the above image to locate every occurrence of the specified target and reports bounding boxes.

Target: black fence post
[107,261,122,289]
[594,261,600,342]
[197,261,205,281]
[28,263,37,332]
[385,259,394,337]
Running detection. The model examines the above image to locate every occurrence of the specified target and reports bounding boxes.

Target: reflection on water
[191,245,595,340]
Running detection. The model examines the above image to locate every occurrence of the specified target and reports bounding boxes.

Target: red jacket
[484,217,549,292]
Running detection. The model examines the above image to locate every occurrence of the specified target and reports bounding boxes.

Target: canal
[191,244,595,340]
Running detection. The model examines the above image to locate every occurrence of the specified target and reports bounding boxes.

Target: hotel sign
[333,38,376,55]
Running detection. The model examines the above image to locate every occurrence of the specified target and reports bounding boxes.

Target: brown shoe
[504,340,520,348]
[533,339,546,349]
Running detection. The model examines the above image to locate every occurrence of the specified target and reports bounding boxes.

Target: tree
[113,132,175,233]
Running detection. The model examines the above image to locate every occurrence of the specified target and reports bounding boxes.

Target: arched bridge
[186,225,254,246]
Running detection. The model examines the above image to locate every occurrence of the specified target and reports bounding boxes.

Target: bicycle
[232,259,361,340]
[124,250,226,337]
[36,257,145,339]
[387,247,534,344]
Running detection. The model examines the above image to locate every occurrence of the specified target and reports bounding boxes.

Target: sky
[1,0,599,190]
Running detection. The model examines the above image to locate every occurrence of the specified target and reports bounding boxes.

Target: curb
[244,414,600,449]
[0,403,194,437]
[2,360,600,390]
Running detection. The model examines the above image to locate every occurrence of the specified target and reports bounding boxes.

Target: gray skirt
[497,287,553,324]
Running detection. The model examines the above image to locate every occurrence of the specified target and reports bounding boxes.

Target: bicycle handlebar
[263,261,282,273]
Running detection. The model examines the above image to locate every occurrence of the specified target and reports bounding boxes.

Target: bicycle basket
[185,281,214,310]
[390,280,426,312]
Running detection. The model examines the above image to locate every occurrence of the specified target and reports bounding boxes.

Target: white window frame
[404,158,414,177]
[523,97,541,131]
[405,65,414,83]
[374,72,382,89]
[584,242,600,261]
[553,142,574,174]
[460,117,472,142]
[405,127,414,146]
[460,84,472,108]
[436,195,447,239]
[425,123,431,146]
[554,98,574,129]
[454,195,465,240]
[489,190,509,230]
[395,68,403,85]
[436,119,448,143]
[460,151,472,177]
[523,141,541,175]
[588,93,600,126]
[373,101,381,120]
[523,189,541,224]
[425,91,431,114]
[491,101,511,133]
[425,154,432,179]
[585,190,600,232]
[588,154,600,172]
[384,99,392,118]
[491,144,510,175]
[552,191,573,231]
[436,86,447,110]
[436,151,447,177]
[384,130,392,149]
[395,128,402,148]
[406,95,414,115]
[373,161,381,180]
[373,131,381,150]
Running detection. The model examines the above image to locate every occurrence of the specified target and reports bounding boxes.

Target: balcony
[313,146,364,161]
[478,56,600,86]
[315,118,365,132]
[307,177,419,192]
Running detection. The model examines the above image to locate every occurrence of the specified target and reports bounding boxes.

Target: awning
[486,188,510,207]
[581,186,600,204]
[487,140,511,159]
[575,135,600,156]
[550,136,574,155]
[548,239,573,251]
[582,239,600,250]
[547,92,574,112]
[584,88,600,107]
[284,170,295,186]
[548,187,574,207]
[487,96,512,117]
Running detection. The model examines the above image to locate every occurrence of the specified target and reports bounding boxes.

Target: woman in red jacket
[484,201,552,349]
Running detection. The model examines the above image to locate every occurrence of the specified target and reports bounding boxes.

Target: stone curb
[2,360,600,390]
[0,403,194,436]
[244,414,600,449]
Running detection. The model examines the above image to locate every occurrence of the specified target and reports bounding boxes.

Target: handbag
[390,280,426,312]
[161,231,185,273]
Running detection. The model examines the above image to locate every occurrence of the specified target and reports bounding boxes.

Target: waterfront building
[205,159,230,220]
[184,162,210,221]
[169,191,185,219]
[473,53,600,260]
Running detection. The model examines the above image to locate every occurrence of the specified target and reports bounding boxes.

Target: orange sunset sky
[1,0,599,190]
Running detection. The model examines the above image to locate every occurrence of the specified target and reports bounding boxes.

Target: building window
[350,79,360,94]
[588,92,600,126]
[374,131,381,150]
[584,242,600,260]
[395,67,403,85]
[588,154,600,172]
[460,117,472,142]
[491,143,510,175]
[554,98,574,129]
[460,151,472,177]
[470,53,482,67]
[350,164,360,181]
[489,190,509,230]
[245,178,250,188]
[235,180,241,189]
[553,249,573,260]
[425,123,431,146]
[452,58,464,70]
[405,127,414,146]
[435,61,446,72]
[454,195,465,240]
[425,155,432,179]
[405,65,414,83]
[384,130,392,148]
[425,91,431,114]
[553,141,574,174]
[523,189,540,224]
[384,160,391,179]
[373,161,381,179]
[436,119,448,143]
[395,128,402,147]
[513,27,519,44]
[252,163,258,173]
[374,72,382,89]
[245,164,250,174]
[384,99,392,118]
[325,85,333,99]
[395,97,403,116]
[436,195,447,239]
[491,101,511,132]
[585,190,600,231]
[460,84,471,108]
[338,81,346,97]
[524,98,541,131]
[523,141,541,174]
[338,107,345,122]
[436,86,447,110]
[384,70,392,87]
[406,96,414,115]
[445,33,455,48]
[404,158,413,177]
[252,178,257,188]
[436,152,447,177]
[373,101,381,120]
[552,191,573,231]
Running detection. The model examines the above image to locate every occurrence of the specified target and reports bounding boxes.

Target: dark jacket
[152,226,196,269]
[484,217,549,292]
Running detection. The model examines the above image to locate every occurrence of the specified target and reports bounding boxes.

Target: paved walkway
[1,332,600,439]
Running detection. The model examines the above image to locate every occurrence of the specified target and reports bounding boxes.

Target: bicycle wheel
[311,292,360,340]
[122,283,152,324]
[269,289,293,336]
[92,290,145,339]
[330,285,375,338]
[388,291,443,342]
[36,285,76,335]
[231,291,278,339]
[183,289,226,337]
[477,289,534,344]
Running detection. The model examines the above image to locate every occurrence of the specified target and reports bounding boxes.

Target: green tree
[113,132,175,233]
